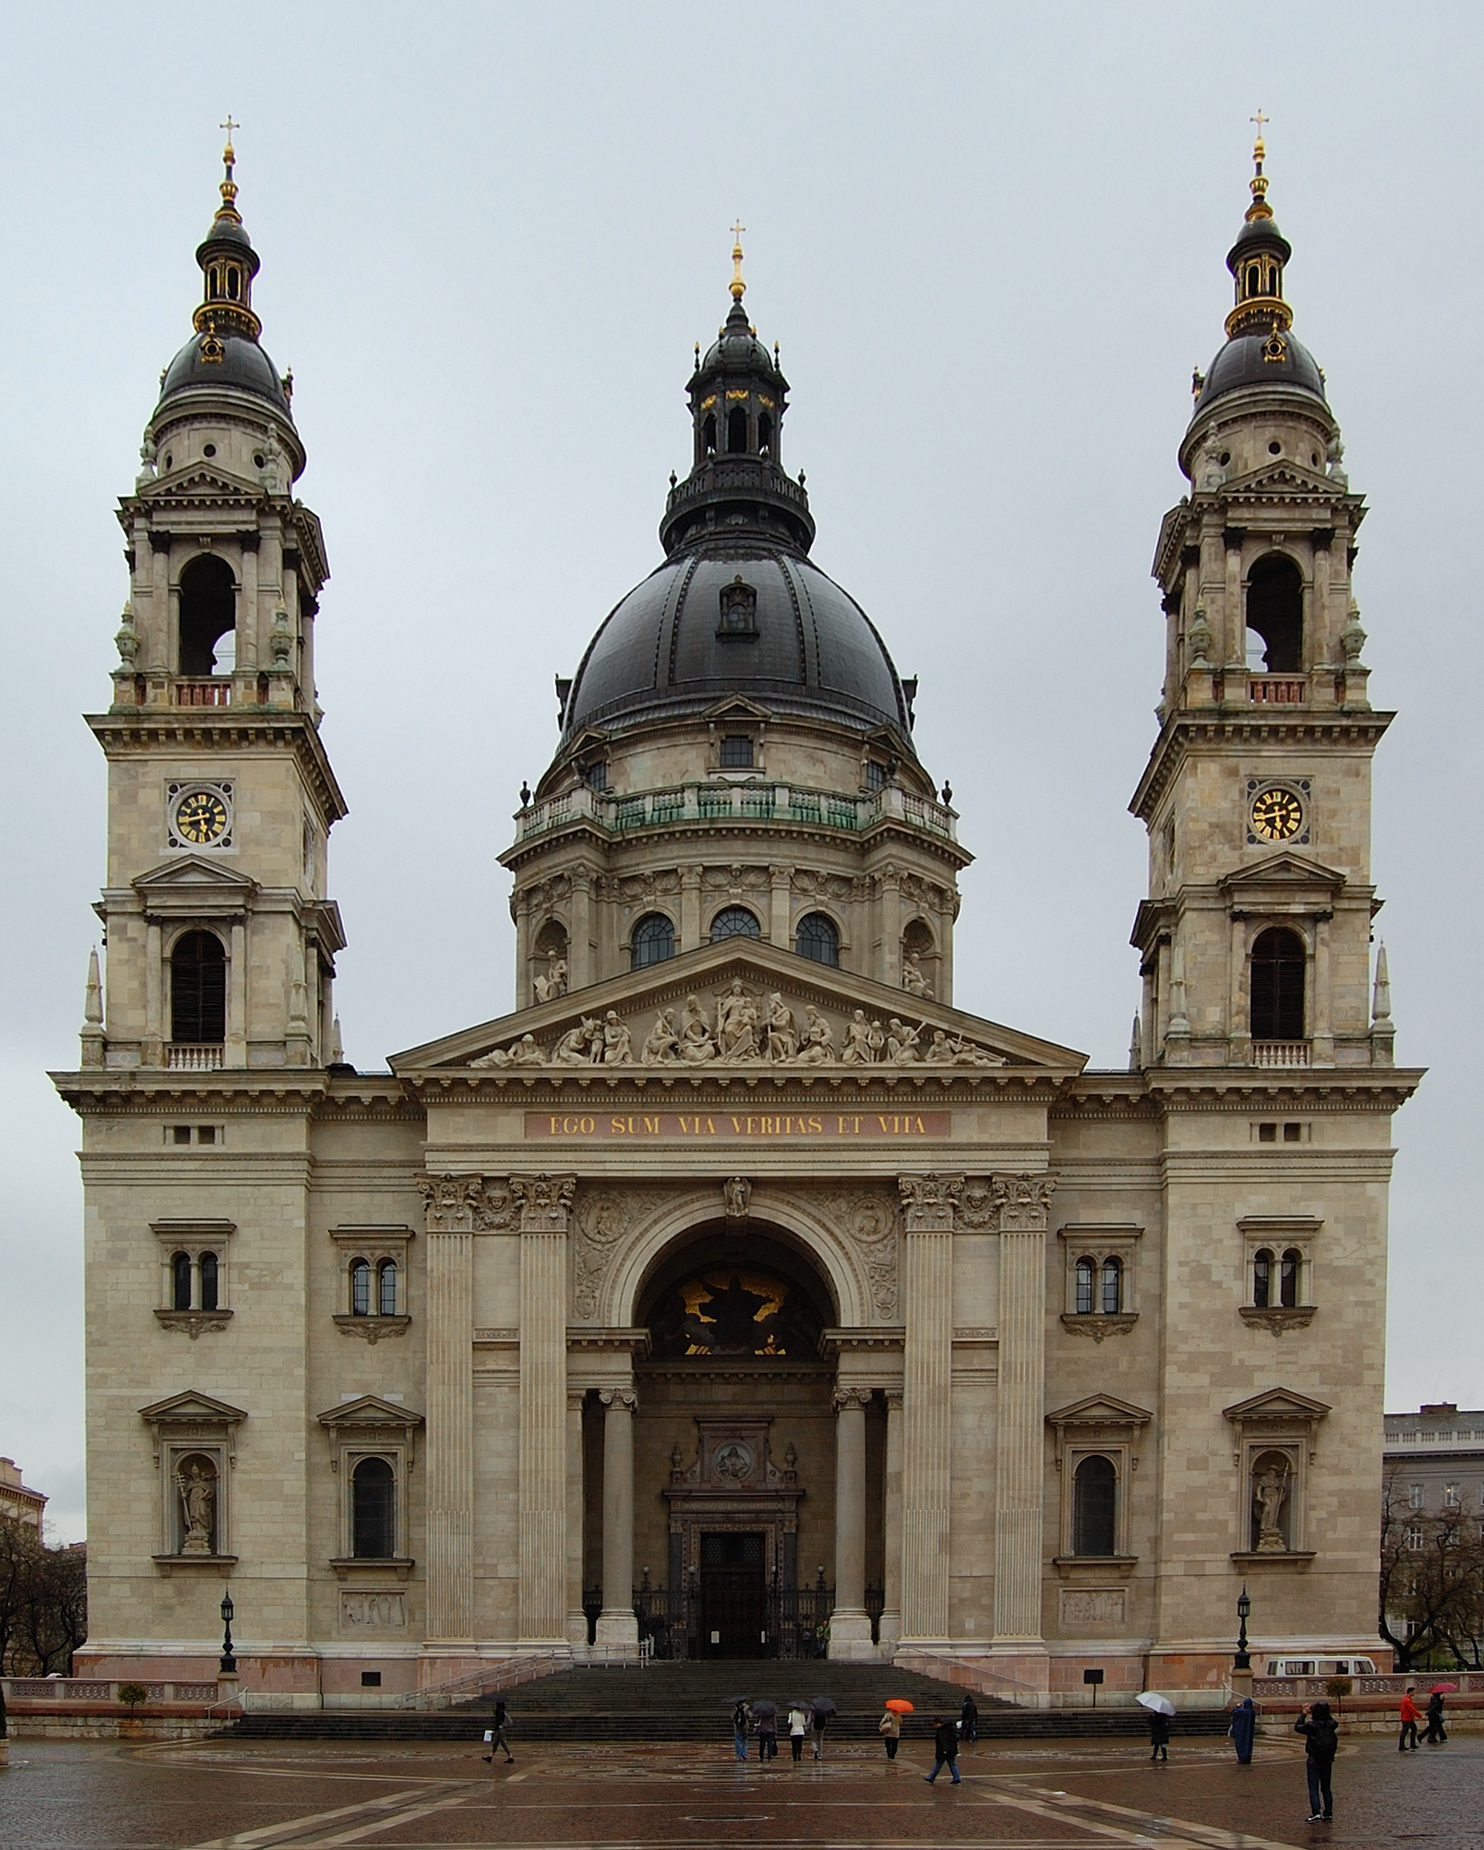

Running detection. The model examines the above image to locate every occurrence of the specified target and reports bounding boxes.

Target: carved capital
[598,1386,639,1413]
[832,1385,874,1413]
[511,1172,577,1232]
[991,1172,1056,1232]
[897,1172,963,1233]
[882,1387,903,1411]
[416,1172,485,1233]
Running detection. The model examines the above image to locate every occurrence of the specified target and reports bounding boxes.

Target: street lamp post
[219,1589,237,1675]
[1231,1584,1254,1700]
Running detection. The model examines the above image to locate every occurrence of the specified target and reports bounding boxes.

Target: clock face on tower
[168,783,233,848]
[1249,785,1304,842]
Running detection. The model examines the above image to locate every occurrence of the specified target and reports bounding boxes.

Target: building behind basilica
[56,130,1418,1707]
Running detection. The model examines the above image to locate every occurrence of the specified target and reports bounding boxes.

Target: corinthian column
[417,1173,481,1644]
[829,1386,873,1658]
[878,1388,903,1650]
[992,1173,1055,1646]
[566,1389,588,1649]
[898,1173,961,1643]
[515,1173,575,1645]
[597,1385,638,1652]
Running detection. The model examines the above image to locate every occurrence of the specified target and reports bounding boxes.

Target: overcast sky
[1,3,1479,1544]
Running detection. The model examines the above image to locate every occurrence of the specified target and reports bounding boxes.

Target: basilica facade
[57,133,1418,1707]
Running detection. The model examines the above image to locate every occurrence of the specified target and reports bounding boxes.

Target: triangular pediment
[704,695,772,721]
[1222,852,1346,893]
[391,938,1086,1075]
[317,1394,425,1431]
[1047,1394,1153,1427]
[134,856,260,896]
[1224,1387,1331,1424]
[143,465,263,504]
[1223,460,1334,496]
[139,1389,247,1425]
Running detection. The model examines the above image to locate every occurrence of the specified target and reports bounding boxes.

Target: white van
[1263,1656,1377,1678]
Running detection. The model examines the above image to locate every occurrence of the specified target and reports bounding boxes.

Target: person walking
[787,1704,809,1762]
[1294,1700,1339,1823]
[1228,1696,1256,1765]
[731,1698,752,1762]
[755,1707,778,1763]
[923,1715,961,1784]
[811,1705,829,1761]
[481,1699,514,1764]
[1147,1709,1171,1762]
[878,1705,902,1762]
[1422,1690,1448,1744]
[960,1693,979,1745]
[1398,1686,1422,1752]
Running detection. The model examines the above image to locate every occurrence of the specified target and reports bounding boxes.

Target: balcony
[174,678,232,707]
[1248,675,1307,705]
[516,781,957,845]
[1252,1040,1310,1068]
[167,1043,224,1072]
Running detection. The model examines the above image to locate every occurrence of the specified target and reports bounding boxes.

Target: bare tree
[1380,1468,1484,1671]
[0,1519,88,1676]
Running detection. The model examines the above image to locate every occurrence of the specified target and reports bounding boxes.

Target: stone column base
[594,1611,639,1651]
[827,1608,877,1660]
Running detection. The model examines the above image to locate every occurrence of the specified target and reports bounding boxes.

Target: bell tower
[87,133,347,1073]
[1131,131,1393,1071]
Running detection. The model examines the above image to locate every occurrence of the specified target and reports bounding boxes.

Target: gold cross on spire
[1250,107,1268,164]
[216,115,241,220]
[730,220,746,301]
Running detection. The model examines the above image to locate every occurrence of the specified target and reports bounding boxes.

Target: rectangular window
[173,1125,192,1145]
[1258,1123,1277,1143]
[1282,1122,1303,1142]
[719,734,754,768]
[1405,1525,1425,1551]
[1408,1484,1424,1509]
[196,1125,217,1146]
[1444,1483,1460,1507]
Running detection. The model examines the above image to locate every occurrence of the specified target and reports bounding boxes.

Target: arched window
[351,1456,395,1558]
[1100,1256,1123,1315]
[1245,553,1303,673]
[1074,1257,1095,1316]
[170,931,226,1044]
[1072,1455,1117,1557]
[172,1251,193,1310]
[758,411,774,455]
[226,265,240,300]
[726,406,748,453]
[795,912,839,966]
[702,412,717,454]
[1253,1248,1274,1308]
[350,1258,372,1317]
[178,554,237,676]
[1280,1248,1301,1308]
[1250,927,1306,1041]
[1246,262,1261,298]
[709,906,760,943]
[378,1259,398,1318]
[631,912,676,969]
[199,1251,219,1312]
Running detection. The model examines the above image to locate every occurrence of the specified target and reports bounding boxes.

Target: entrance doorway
[700,1532,766,1658]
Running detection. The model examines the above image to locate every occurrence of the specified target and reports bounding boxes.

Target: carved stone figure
[715,980,760,1059]
[926,1029,1004,1067]
[641,1008,681,1065]
[178,1462,215,1555]
[723,1176,751,1221]
[601,1011,632,1064]
[1253,1458,1291,1551]
[533,955,568,1004]
[841,1009,874,1064]
[866,1017,886,1062]
[553,1018,602,1065]
[764,993,797,1062]
[793,1005,835,1064]
[902,952,933,999]
[886,1018,921,1063]
[678,996,717,1062]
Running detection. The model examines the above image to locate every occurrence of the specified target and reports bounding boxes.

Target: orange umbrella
[884,1698,915,1713]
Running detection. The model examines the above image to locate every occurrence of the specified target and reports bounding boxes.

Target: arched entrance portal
[578,1219,891,1660]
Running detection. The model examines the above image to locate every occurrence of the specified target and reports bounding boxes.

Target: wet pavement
[0,1731,1478,1849]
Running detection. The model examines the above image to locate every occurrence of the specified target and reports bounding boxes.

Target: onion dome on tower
[556,230,917,754]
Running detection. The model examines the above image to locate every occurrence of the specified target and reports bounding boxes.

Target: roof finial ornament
[1246,108,1272,221]
[217,115,242,224]
[729,219,747,301]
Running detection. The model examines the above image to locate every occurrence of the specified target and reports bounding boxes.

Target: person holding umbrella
[960,1693,978,1744]
[786,1701,810,1762]
[879,1697,912,1762]
[1423,1684,1453,1744]
[1137,1691,1175,1762]
[810,1695,837,1760]
[753,1699,778,1762]
[923,1715,961,1784]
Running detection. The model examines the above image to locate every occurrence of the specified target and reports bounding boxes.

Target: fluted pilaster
[417,1173,480,1642]
[898,1173,960,1641]
[992,1173,1055,1644]
[516,1173,575,1644]
[597,1385,638,1650]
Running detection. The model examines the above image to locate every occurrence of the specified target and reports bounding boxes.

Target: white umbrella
[1136,1692,1176,1716]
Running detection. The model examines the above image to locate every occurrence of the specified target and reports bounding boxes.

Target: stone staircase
[226,1660,1229,1741]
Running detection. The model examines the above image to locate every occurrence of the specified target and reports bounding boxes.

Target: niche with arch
[178,554,238,677]
[1244,553,1304,674]
[901,918,938,998]
[532,918,570,1003]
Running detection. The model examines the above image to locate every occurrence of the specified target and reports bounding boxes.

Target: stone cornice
[1129,709,1394,825]
[86,708,348,825]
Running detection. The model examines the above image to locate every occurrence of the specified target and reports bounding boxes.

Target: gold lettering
[644,1116,660,1135]
[548,1116,561,1136]
[914,1115,927,1134]
[809,1115,823,1133]
[611,1116,627,1135]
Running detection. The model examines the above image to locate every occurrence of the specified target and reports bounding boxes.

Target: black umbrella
[752,1699,778,1718]
[810,1696,838,1715]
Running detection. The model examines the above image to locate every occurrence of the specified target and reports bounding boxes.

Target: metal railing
[393,1651,563,1711]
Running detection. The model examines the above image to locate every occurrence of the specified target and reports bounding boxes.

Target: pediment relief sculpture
[468,977,1008,1071]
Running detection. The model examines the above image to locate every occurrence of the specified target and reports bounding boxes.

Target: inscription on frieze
[528,1110,951,1141]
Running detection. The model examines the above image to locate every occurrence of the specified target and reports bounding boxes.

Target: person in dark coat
[481,1699,514,1764]
[923,1715,961,1784]
[960,1694,979,1744]
[1147,1710,1171,1761]
[1422,1690,1448,1744]
[1228,1696,1256,1764]
[1294,1700,1338,1822]
[731,1698,752,1761]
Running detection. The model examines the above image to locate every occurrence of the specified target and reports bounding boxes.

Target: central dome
[561,543,914,743]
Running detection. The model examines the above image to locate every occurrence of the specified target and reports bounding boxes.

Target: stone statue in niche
[902,952,933,1000]
[533,954,568,1004]
[178,1462,216,1555]
[723,1177,751,1222]
[1252,1456,1292,1551]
